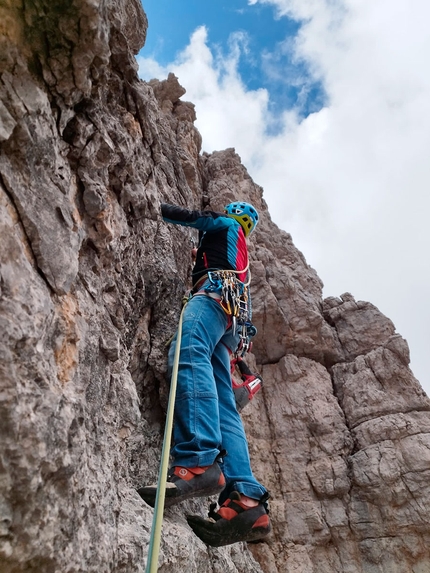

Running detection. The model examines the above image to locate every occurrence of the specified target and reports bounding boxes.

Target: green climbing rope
[145,302,186,573]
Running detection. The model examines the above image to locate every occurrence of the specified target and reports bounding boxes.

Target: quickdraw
[236,322,257,356]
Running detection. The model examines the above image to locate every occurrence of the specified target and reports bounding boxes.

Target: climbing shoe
[137,462,226,509]
[186,491,271,547]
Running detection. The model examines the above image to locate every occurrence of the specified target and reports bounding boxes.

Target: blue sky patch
[139,0,326,120]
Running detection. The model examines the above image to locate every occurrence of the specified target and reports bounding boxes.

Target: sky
[137,0,430,395]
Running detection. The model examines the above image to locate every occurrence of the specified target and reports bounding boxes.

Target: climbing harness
[185,260,257,359]
[145,302,187,573]
[203,265,255,353]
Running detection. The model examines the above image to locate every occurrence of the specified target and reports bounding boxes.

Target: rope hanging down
[145,302,187,573]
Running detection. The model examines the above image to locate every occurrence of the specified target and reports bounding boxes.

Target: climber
[138,201,271,547]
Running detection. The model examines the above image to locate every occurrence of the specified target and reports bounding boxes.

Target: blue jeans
[168,292,267,502]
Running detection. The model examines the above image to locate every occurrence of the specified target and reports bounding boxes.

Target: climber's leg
[211,340,267,502]
[138,294,228,507]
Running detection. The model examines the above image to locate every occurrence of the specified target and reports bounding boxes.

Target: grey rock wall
[1,2,430,573]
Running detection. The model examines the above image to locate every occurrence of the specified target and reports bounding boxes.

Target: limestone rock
[1,1,430,573]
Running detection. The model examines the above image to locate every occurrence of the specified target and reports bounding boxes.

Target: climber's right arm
[161,203,233,232]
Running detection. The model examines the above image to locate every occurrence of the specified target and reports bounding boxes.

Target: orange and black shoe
[137,461,226,509]
[186,491,271,547]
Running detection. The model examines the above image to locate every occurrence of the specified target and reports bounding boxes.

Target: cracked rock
[1,1,430,573]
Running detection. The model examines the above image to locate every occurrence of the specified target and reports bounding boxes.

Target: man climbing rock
[138,201,271,547]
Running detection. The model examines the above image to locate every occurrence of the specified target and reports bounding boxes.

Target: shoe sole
[186,515,271,547]
[137,483,225,509]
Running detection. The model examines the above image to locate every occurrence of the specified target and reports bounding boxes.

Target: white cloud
[247,0,430,390]
[139,26,270,167]
[136,55,167,81]
[138,2,430,393]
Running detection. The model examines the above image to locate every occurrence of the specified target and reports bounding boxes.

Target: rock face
[1,2,430,573]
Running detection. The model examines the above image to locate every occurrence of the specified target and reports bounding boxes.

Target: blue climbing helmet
[224,201,259,237]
